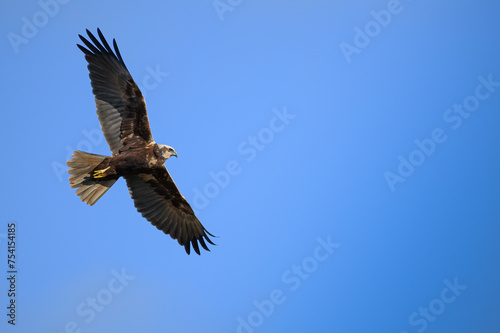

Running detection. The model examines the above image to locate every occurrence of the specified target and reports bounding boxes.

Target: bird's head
[158,144,178,161]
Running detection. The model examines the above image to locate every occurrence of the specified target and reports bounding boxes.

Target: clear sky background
[1,1,500,332]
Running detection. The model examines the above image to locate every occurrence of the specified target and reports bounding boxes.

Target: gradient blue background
[2,1,500,332]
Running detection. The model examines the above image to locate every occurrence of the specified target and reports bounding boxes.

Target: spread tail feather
[67,150,117,206]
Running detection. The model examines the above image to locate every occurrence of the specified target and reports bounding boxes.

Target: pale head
[158,144,178,161]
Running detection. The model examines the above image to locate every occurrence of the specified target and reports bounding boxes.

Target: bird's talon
[93,166,110,178]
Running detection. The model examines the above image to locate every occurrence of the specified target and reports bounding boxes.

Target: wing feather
[77,28,153,156]
[125,170,215,255]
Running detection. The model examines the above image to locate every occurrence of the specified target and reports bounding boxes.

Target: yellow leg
[93,166,110,178]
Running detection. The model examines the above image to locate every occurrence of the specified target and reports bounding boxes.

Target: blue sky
[1,0,500,332]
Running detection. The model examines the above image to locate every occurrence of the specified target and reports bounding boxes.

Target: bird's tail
[67,150,117,206]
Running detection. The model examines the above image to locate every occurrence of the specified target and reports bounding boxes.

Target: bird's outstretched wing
[77,28,153,156]
[125,170,215,255]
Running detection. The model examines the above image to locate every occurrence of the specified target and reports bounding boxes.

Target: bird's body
[90,142,171,179]
[67,29,214,255]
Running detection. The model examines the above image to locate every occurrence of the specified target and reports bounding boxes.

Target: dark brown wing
[125,169,215,255]
[77,28,153,156]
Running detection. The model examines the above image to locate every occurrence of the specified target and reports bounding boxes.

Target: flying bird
[67,29,215,255]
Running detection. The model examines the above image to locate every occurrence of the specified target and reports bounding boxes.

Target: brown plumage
[67,29,215,255]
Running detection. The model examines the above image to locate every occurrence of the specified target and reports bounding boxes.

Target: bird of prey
[67,29,215,255]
